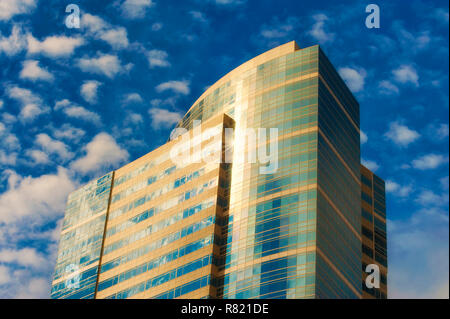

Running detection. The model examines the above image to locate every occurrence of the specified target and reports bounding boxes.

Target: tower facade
[51,41,387,299]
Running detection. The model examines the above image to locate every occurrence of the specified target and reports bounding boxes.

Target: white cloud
[126,112,144,125]
[0,133,20,152]
[54,99,101,125]
[432,8,449,24]
[378,80,399,95]
[435,123,449,139]
[213,0,246,5]
[35,133,73,161]
[385,122,420,147]
[122,93,143,105]
[0,167,77,224]
[261,23,294,39]
[148,107,182,129]
[392,64,419,87]
[2,113,16,125]
[120,0,154,19]
[385,180,412,197]
[360,130,368,144]
[80,80,102,104]
[0,150,17,166]
[147,49,170,68]
[190,11,208,23]
[14,277,50,299]
[0,100,3,109]
[81,14,129,49]
[77,53,131,78]
[100,28,129,49]
[412,154,449,170]
[20,60,54,82]
[151,23,163,31]
[6,86,49,122]
[27,34,84,58]
[339,67,366,93]
[156,80,190,95]
[52,124,85,142]
[308,14,335,44]
[441,176,449,191]
[0,265,11,285]
[416,190,449,206]
[0,248,47,270]
[0,25,27,56]
[71,133,129,175]
[25,149,50,165]
[361,158,379,172]
[0,0,36,21]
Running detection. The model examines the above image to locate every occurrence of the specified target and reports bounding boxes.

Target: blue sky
[0,0,448,298]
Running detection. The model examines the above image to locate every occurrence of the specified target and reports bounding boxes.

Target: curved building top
[175,41,313,131]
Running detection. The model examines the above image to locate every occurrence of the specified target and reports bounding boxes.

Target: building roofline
[183,41,303,116]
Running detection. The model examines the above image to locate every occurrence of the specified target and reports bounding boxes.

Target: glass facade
[51,41,386,299]
[361,165,388,299]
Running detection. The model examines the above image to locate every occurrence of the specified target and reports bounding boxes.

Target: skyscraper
[51,41,387,299]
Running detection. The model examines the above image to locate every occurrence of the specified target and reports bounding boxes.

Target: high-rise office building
[51,41,387,299]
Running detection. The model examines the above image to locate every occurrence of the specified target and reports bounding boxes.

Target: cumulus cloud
[385,122,420,147]
[416,190,449,206]
[412,154,449,170]
[155,80,190,95]
[25,149,50,165]
[0,0,36,21]
[19,60,54,82]
[71,133,129,175]
[6,86,49,122]
[148,107,182,129]
[339,67,367,93]
[0,247,48,270]
[426,123,449,140]
[34,133,74,161]
[0,150,18,166]
[0,25,27,56]
[146,49,170,68]
[54,99,102,125]
[0,168,76,224]
[120,0,154,19]
[80,80,102,104]
[27,34,84,58]
[308,14,335,44]
[0,265,10,285]
[360,130,368,144]
[122,93,143,105]
[52,124,85,142]
[81,14,129,49]
[0,131,20,152]
[385,180,412,198]
[392,64,419,87]
[378,80,399,95]
[77,53,132,78]
[361,158,379,172]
